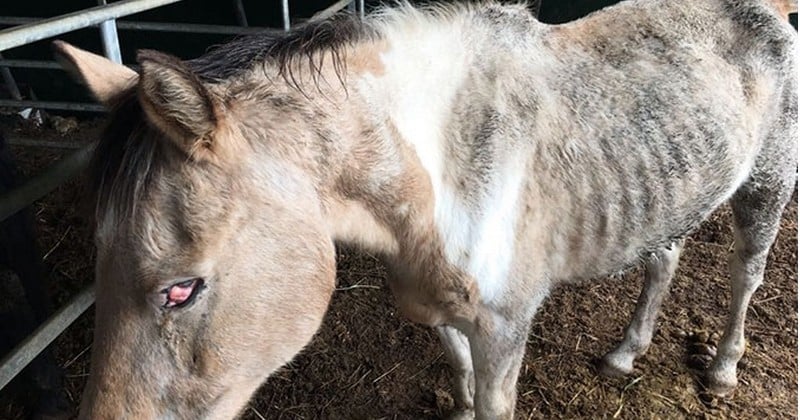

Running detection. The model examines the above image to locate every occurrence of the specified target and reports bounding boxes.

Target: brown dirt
[0,115,796,419]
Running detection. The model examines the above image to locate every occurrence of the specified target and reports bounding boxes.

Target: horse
[53,0,797,418]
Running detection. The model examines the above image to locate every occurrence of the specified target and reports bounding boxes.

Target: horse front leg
[464,310,533,420]
[436,325,475,418]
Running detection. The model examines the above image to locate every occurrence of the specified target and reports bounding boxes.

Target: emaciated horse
[54,0,796,418]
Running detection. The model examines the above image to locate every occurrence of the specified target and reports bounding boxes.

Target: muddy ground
[0,114,796,419]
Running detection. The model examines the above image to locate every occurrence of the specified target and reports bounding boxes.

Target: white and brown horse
[54,0,796,418]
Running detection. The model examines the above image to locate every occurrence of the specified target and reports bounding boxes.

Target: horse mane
[186,2,484,86]
[90,88,162,222]
[188,12,373,87]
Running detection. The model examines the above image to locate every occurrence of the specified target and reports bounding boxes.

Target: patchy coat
[54,0,796,418]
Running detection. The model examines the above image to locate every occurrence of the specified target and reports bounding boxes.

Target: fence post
[97,0,123,64]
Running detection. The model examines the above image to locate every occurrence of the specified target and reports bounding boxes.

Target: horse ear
[52,40,138,107]
[136,49,221,160]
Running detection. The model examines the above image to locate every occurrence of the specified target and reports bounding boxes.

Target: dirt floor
[0,113,796,420]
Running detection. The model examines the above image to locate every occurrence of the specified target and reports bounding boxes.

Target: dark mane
[90,89,166,221]
[188,13,373,83]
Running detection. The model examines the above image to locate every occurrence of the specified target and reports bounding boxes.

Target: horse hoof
[704,370,737,397]
[598,354,633,378]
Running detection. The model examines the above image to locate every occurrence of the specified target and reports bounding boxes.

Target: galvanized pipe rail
[96,0,123,64]
[0,0,183,51]
[0,58,62,69]
[282,0,291,30]
[0,142,94,223]
[0,285,95,391]
[313,0,354,22]
[0,17,267,36]
[0,98,104,112]
[6,136,84,149]
[0,53,22,100]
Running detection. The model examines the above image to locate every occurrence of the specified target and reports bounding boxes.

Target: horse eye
[161,278,204,309]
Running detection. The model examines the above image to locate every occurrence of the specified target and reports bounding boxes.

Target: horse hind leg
[600,241,683,377]
[705,176,795,396]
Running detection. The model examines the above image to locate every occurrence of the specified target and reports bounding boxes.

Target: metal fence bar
[0,53,23,100]
[232,0,248,27]
[0,58,62,69]
[282,0,290,31]
[0,58,136,72]
[0,17,266,35]
[0,143,94,223]
[6,137,84,149]
[0,99,104,112]
[97,0,123,64]
[310,0,353,23]
[115,20,264,34]
[0,17,41,25]
[0,284,95,391]
[98,21,122,63]
[0,0,183,52]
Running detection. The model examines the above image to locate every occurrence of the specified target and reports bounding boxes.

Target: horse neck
[310,86,429,260]
[236,16,479,261]
[315,24,475,259]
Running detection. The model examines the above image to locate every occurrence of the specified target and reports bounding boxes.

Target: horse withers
[53,0,796,418]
